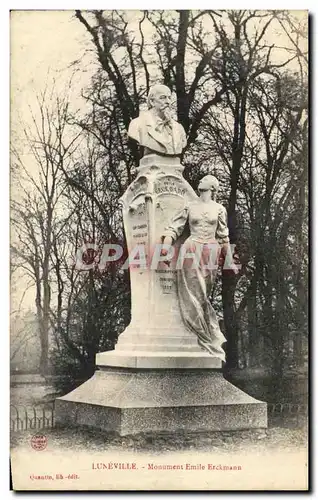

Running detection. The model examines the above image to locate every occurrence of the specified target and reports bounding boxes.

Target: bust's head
[147,85,172,112]
[198,175,219,198]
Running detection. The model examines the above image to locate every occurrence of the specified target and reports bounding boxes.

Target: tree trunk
[222,273,239,369]
[294,168,306,366]
[248,290,259,367]
[39,277,50,376]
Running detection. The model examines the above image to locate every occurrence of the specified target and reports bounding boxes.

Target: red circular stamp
[31,434,47,451]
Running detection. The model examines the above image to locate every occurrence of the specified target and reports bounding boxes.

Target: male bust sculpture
[128,84,187,156]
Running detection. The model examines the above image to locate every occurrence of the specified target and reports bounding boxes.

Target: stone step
[115,343,202,352]
[117,334,200,346]
[96,350,222,369]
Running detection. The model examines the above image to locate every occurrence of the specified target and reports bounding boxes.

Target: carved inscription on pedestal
[156,268,176,294]
[127,201,149,265]
[155,175,186,196]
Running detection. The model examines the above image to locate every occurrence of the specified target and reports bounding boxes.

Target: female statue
[162,175,236,362]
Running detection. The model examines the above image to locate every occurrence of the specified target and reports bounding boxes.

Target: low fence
[10,402,307,433]
[267,402,308,427]
[10,404,55,432]
[267,402,307,415]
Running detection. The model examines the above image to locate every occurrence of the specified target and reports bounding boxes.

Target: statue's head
[147,85,172,112]
[198,175,219,195]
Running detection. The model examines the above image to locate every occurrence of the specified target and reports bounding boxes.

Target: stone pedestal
[116,154,201,362]
[55,154,267,435]
[55,368,267,435]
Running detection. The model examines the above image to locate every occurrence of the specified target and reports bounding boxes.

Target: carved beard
[161,106,172,123]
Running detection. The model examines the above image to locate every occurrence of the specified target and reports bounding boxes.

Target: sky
[11,11,94,132]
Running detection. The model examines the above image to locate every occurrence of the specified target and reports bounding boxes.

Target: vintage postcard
[10,9,308,491]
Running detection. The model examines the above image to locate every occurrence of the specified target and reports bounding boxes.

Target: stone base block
[55,368,267,436]
[96,350,222,369]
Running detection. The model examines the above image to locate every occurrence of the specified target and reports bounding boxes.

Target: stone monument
[55,85,267,435]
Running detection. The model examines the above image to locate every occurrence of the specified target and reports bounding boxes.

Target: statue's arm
[216,205,230,244]
[162,207,189,244]
[217,206,239,274]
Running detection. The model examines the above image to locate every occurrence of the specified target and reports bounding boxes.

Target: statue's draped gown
[165,200,230,361]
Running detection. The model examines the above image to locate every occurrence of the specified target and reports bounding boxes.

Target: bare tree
[11,80,81,375]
